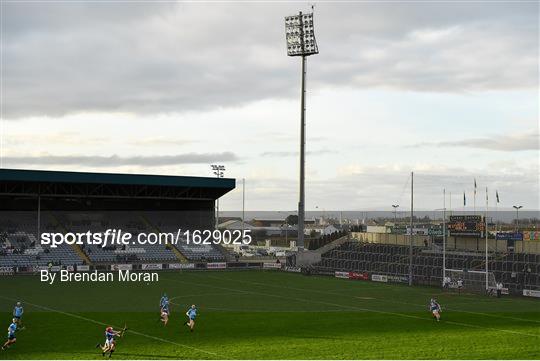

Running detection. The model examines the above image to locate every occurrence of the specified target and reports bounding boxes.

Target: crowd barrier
[0,261,285,274]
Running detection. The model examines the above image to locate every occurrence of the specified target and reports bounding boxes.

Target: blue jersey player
[2,319,17,351]
[160,293,169,310]
[96,326,126,358]
[13,302,23,328]
[429,298,442,321]
[185,305,197,332]
[159,294,170,326]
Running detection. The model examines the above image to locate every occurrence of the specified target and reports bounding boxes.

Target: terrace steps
[139,214,189,263]
[48,213,92,266]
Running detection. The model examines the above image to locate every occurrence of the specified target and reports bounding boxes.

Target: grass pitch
[0,270,539,359]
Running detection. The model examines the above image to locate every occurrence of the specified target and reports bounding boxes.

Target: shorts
[13,316,21,320]
[8,335,16,341]
[105,338,114,347]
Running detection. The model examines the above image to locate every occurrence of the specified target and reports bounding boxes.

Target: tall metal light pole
[392,204,399,242]
[242,178,245,240]
[285,11,319,250]
[485,187,489,290]
[409,171,414,286]
[211,164,225,229]
[513,205,523,231]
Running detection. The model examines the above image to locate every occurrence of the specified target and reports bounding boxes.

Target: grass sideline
[0,270,539,359]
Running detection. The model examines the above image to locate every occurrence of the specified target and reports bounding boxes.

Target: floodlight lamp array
[285,13,318,57]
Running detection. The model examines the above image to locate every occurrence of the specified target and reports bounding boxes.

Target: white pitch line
[162,275,540,338]
[169,302,346,313]
[0,296,220,357]
[169,292,242,302]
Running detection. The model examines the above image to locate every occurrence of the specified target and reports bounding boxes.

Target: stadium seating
[0,210,229,266]
[143,211,226,261]
[315,240,540,294]
[55,211,179,264]
[0,212,84,268]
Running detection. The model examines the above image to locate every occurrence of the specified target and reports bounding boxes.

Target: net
[445,268,497,294]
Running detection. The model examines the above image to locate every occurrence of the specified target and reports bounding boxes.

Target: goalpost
[441,187,493,294]
[445,268,497,294]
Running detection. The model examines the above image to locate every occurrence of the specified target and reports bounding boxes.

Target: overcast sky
[1,1,538,211]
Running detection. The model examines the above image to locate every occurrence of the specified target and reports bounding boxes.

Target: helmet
[106,327,113,332]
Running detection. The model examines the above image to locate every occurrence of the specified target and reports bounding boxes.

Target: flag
[496,190,500,203]
[463,192,466,206]
[474,178,477,195]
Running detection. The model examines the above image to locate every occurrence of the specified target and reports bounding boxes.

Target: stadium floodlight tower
[392,204,399,223]
[513,205,523,231]
[211,164,226,229]
[392,204,399,241]
[285,10,319,250]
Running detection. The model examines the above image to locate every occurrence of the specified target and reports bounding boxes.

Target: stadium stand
[0,168,235,268]
[315,240,540,294]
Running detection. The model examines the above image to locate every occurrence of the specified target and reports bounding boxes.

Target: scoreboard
[448,215,485,237]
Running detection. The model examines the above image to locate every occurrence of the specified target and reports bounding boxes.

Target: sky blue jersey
[187,308,197,319]
[162,303,170,313]
[8,323,16,337]
[13,306,23,318]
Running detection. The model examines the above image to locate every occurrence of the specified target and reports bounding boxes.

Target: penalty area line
[0,296,220,358]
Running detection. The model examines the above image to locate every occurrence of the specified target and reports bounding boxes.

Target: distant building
[252,217,316,227]
[366,225,390,234]
[305,224,339,236]
[217,220,255,230]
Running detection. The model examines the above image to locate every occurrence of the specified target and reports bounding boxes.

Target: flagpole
[443,188,446,285]
[474,179,477,216]
[449,191,452,216]
[495,190,499,232]
[485,186,489,291]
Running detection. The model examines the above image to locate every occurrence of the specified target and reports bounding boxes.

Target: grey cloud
[2,152,238,167]
[3,2,537,118]
[221,163,539,210]
[411,131,539,152]
[307,165,539,210]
